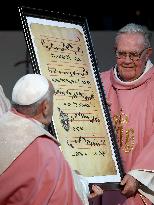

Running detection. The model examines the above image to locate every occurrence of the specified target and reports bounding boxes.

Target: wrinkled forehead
[116,33,145,50]
[117,33,144,43]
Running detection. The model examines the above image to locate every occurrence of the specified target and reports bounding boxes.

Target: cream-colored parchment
[30,23,117,177]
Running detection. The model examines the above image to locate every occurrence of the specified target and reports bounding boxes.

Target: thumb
[106,100,112,106]
[120,175,128,186]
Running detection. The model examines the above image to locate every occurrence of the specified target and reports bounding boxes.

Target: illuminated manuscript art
[29,23,116,177]
[18,6,124,185]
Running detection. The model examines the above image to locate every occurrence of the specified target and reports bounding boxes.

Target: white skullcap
[12,74,49,105]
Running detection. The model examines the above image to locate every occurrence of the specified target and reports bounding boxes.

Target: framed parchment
[18,6,124,189]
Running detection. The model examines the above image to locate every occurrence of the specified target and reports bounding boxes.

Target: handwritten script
[30,23,116,176]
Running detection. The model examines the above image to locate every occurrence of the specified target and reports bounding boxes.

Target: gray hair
[12,89,52,117]
[115,23,152,48]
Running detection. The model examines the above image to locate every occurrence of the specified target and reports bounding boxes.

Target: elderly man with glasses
[96,23,154,205]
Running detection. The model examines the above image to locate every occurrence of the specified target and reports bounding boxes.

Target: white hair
[115,23,152,48]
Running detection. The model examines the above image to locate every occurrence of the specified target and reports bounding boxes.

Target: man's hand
[88,185,103,199]
[106,100,112,107]
[120,174,139,198]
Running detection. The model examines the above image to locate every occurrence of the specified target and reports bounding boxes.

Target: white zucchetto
[12,74,49,105]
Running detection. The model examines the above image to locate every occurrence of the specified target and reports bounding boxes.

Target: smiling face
[115,33,152,82]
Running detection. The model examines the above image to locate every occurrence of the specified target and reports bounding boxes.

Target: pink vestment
[0,111,83,205]
[98,65,154,205]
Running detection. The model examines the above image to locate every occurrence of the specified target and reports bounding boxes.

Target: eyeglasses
[115,48,148,61]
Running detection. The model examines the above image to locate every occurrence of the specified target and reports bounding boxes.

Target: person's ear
[147,47,152,58]
[42,100,49,118]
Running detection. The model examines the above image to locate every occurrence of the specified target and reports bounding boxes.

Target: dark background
[1,1,153,31]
